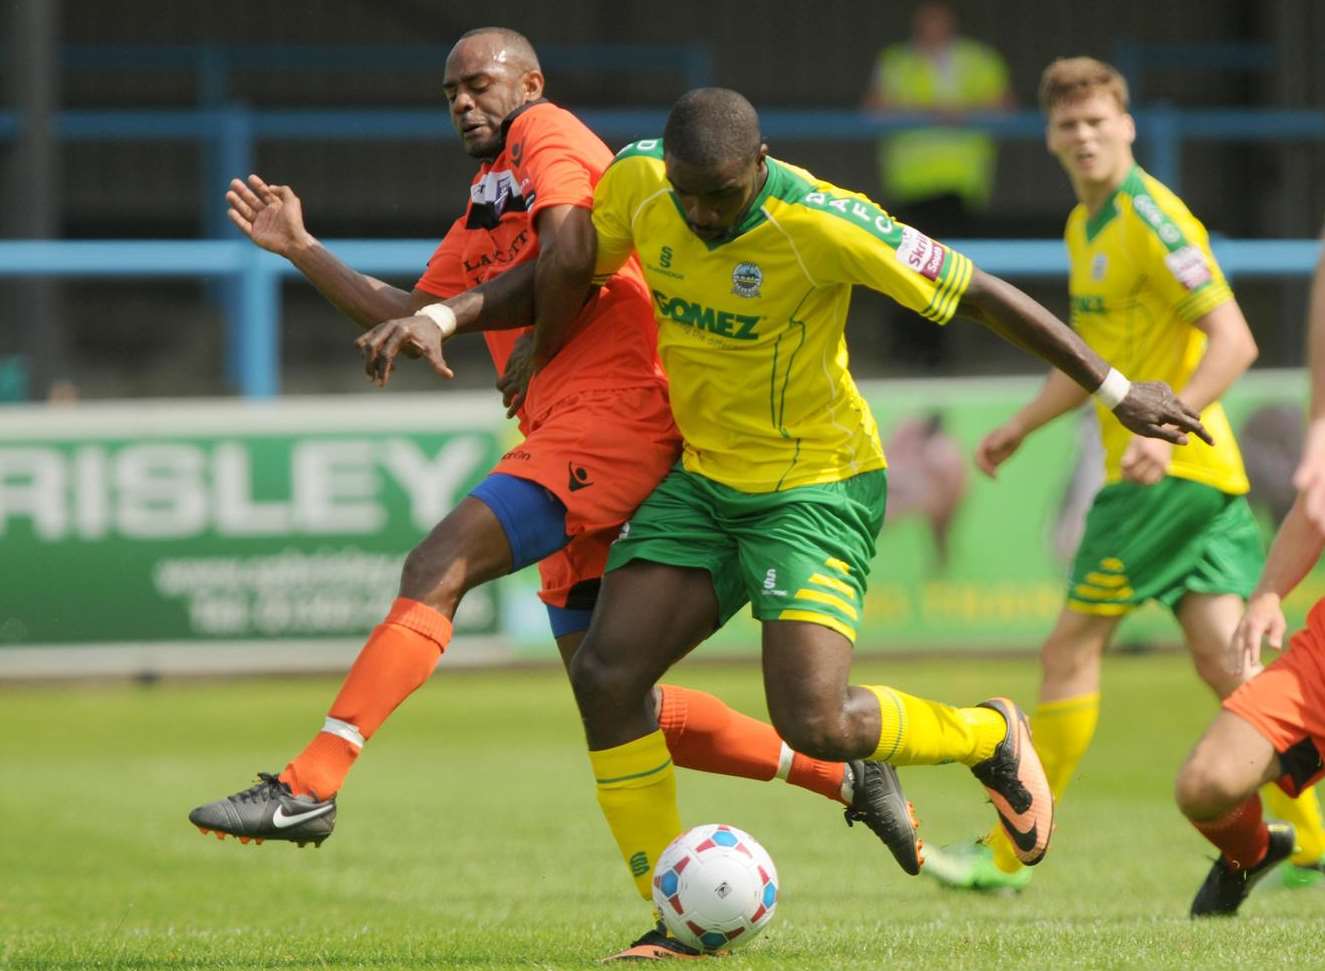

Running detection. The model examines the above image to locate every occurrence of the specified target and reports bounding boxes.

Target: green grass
[5,651,1325,970]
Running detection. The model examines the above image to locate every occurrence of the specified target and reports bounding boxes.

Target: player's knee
[1174,755,1246,819]
[770,705,851,761]
[398,542,464,609]
[1191,654,1240,700]
[569,637,649,715]
[1040,634,1092,681]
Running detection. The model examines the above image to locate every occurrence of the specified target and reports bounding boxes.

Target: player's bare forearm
[286,236,418,330]
[1012,368,1091,436]
[957,269,1109,392]
[531,205,597,366]
[444,262,536,335]
[1174,301,1258,414]
[1252,493,1325,601]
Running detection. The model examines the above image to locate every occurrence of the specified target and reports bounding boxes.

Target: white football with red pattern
[651,823,779,952]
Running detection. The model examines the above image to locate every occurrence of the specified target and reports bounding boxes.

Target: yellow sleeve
[796,188,974,324]
[1131,193,1233,323]
[590,150,654,285]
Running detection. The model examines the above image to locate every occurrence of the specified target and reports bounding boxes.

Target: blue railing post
[682,44,714,89]
[1111,40,1143,103]
[235,248,281,398]
[1141,102,1181,193]
[216,104,256,388]
[198,44,233,237]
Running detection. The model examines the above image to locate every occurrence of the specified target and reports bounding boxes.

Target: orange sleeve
[414,216,470,299]
[510,108,607,220]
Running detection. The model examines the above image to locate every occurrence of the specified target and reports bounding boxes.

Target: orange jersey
[414,101,665,426]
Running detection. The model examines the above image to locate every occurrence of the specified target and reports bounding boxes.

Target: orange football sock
[656,684,847,804]
[281,597,452,799]
[1192,796,1270,870]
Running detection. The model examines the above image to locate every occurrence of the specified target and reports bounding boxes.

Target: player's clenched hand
[226,175,311,257]
[1228,592,1284,678]
[1111,381,1212,447]
[354,315,453,388]
[974,422,1026,478]
[497,333,535,418]
[1120,436,1172,486]
[1294,418,1325,532]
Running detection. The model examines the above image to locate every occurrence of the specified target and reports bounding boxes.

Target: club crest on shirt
[731,262,763,298]
[1091,254,1107,280]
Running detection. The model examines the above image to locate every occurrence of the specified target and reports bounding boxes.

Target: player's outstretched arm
[227,174,419,329]
[956,267,1212,447]
[1229,491,1325,675]
[356,262,537,388]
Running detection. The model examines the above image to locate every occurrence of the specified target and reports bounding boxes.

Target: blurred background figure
[863,0,1012,368]
[882,411,969,570]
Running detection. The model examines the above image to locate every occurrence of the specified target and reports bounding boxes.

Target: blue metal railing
[1,238,1319,399]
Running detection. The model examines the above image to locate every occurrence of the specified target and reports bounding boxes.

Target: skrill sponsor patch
[1163,245,1213,290]
[895,226,947,282]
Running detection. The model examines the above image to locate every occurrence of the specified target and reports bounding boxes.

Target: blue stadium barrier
[0,238,1319,399]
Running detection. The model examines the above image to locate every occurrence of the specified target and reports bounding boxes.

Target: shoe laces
[842,764,892,834]
[975,756,1031,814]
[843,803,889,837]
[234,772,291,804]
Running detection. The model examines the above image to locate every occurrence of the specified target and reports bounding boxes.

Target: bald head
[444,27,545,159]
[663,87,762,168]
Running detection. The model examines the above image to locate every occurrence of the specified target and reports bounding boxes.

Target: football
[651,824,779,952]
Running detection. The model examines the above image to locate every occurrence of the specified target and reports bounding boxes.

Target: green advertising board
[1,374,1318,671]
[0,396,511,654]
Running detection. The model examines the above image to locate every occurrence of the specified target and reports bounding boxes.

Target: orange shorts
[491,383,681,609]
[1223,598,1325,797]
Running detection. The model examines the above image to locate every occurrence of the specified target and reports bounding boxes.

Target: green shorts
[1067,477,1264,615]
[606,465,888,642]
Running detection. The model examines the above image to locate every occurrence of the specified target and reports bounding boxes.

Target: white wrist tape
[1094,367,1132,410]
[417,302,457,339]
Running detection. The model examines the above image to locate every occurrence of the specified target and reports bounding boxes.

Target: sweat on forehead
[452,27,541,73]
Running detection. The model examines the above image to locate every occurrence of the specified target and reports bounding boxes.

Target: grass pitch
[5,650,1325,970]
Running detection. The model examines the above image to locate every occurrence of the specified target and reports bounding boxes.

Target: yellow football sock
[1262,784,1325,866]
[589,730,682,901]
[987,692,1099,874]
[867,686,1005,767]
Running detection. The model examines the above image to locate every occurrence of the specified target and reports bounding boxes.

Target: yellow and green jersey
[1066,165,1248,495]
[592,140,973,493]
